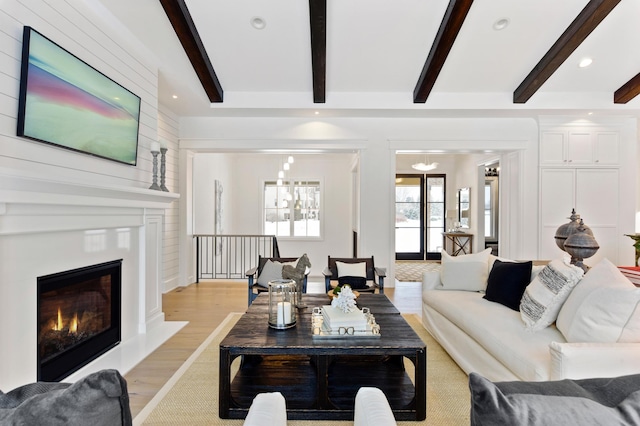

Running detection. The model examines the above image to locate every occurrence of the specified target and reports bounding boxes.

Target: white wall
[179,116,542,281]
[0,0,160,187]
[0,1,182,387]
[191,153,355,277]
[158,105,180,292]
[193,153,233,234]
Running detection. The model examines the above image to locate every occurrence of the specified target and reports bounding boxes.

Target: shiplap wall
[1,1,181,290]
[0,0,158,186]
[158,104,180,292]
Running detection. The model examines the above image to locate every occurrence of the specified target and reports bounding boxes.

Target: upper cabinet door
[566,132,593,164]
[540,128,619,167]
[540,131,567,164]
[593,132,620,165]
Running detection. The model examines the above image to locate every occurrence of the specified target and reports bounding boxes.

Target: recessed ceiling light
[314,111,319,115]
[493,18,509,31]
[172,95,178,99]
[588,112,593,115]
[579,57,593,68]
[250,17,266,30]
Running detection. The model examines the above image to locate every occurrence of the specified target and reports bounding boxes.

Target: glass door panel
[395,174,446,260]
[395,176,423,260]
[426,176,445,256]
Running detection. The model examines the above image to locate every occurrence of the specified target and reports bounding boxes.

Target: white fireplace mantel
[0,167,179,235]
[0,166,185,388]
[0,166,179,208]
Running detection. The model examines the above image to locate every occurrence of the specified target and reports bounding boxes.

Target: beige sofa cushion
[557,258,640,343]
[440,248,491,291]
[424,289,565,381]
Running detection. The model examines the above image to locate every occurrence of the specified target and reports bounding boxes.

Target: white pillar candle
[150,141,160,153]
[277,301,292,325]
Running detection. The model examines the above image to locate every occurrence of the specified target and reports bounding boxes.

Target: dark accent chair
[246,256,309,306]
[323,256,386,294]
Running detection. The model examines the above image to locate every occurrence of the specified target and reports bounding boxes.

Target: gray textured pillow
[257,260,284,287]
[519,258,584,331]
[0,369,131,426]
[469,372,640,426]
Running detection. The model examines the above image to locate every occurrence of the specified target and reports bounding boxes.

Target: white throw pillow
[336,261,367,278]
[257,260,284,287]
[520,258,584,331]
[440,248,492,291]
[557,258,640,343]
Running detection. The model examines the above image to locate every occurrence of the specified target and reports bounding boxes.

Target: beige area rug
[134,313,469,426]
[395,262,441,282]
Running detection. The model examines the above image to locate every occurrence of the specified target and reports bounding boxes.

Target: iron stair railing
[194,234,280,282]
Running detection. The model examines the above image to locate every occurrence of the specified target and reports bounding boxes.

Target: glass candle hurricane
[268,279,297,329]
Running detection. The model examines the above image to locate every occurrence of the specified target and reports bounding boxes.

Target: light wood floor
[123,279,422,418]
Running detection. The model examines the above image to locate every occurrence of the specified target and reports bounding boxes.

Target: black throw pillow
[483,260,532,311]
[338,276,368,290]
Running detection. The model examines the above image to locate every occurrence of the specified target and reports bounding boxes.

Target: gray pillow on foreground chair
[469,372,640,426]
[0,369,132,426]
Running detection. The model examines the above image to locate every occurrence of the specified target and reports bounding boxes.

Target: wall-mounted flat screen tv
[17,26,141,166]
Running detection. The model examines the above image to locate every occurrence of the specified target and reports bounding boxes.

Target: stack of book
[322,305,367,330]
[618,266,640,287]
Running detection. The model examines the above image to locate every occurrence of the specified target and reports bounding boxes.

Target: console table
[219,294,426,421]
[443,232,473,256]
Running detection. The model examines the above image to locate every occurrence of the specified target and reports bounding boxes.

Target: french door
[395,174,446,260]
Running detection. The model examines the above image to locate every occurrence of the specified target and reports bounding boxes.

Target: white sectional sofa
[422,250,640,382]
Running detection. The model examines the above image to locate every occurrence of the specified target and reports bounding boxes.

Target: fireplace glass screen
[37,260,121,381]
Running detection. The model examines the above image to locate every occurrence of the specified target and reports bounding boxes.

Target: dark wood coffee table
[219,293,426,421]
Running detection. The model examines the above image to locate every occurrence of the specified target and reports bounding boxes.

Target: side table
[443,232,473,256]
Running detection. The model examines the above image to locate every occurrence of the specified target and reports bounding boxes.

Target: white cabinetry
[540,130,619,166]
[539,168,619,264]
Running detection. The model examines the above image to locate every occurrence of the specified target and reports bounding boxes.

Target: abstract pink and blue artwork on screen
[17,27,141,165]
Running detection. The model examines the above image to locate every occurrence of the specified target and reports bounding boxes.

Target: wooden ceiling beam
[413,0,474,103]
[614,72,640,104]
[159,0,223,103]
[513,0,621,104]
[309,0,327,103]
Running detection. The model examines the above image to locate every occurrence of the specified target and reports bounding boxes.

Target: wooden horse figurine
[283,253,311,308]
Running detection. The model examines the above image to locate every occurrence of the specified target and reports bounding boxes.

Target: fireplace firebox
[37,260,122,381]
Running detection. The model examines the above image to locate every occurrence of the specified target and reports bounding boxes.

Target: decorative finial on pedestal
[564,219,599,272]
[554,208,594,250]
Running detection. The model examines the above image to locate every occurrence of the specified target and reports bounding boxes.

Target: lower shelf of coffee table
[228,354,417,420]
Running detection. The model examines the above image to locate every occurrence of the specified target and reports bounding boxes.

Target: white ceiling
[96,0,640,118]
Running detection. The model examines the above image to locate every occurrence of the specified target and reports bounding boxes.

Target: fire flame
[52,308,79,334]
[70,312,78,334]
[55,308,63,331]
